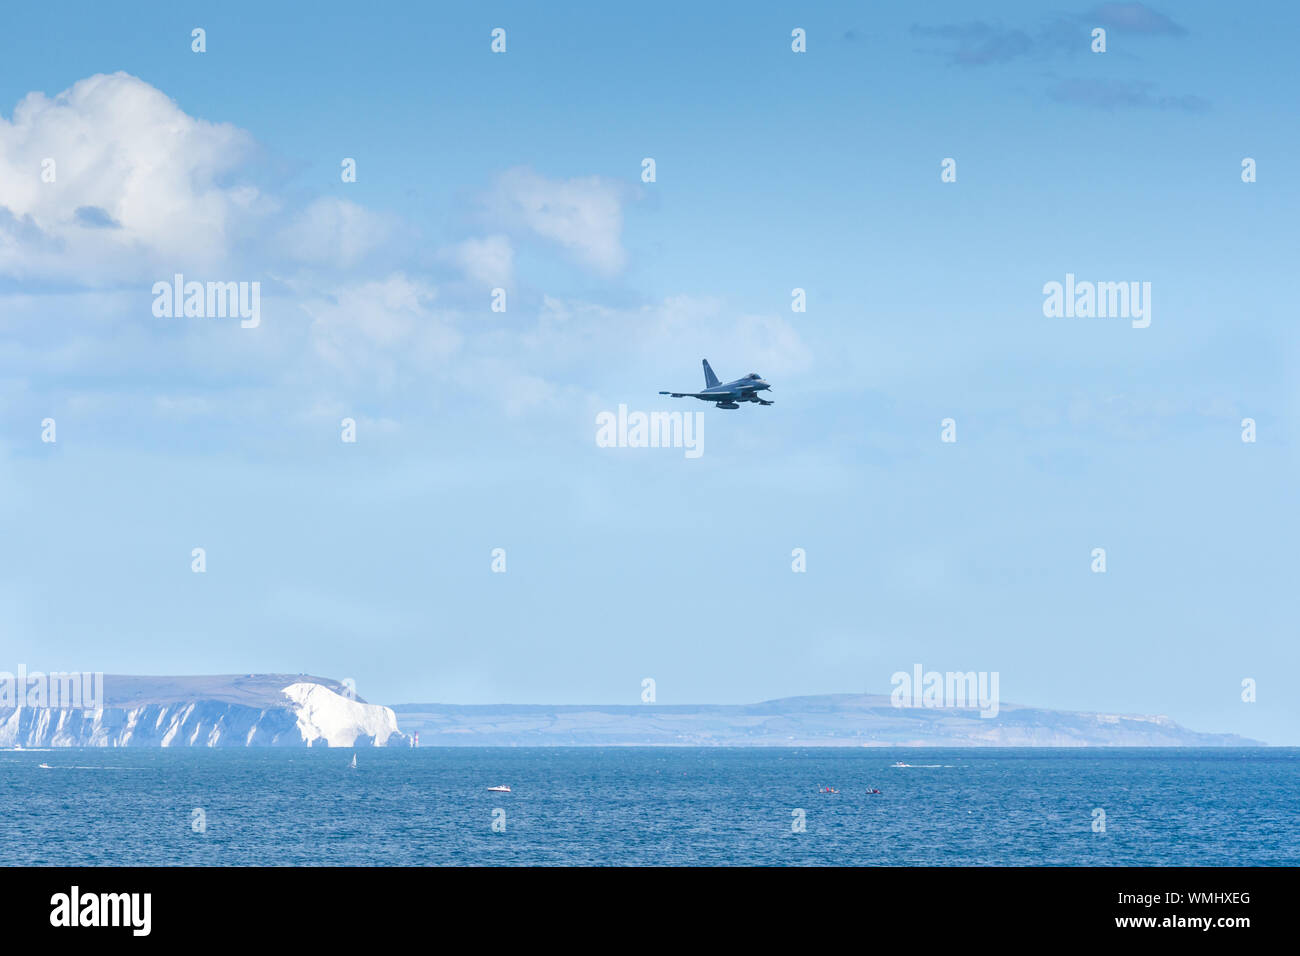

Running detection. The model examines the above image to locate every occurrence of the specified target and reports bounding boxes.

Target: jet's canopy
[747,372,761,379]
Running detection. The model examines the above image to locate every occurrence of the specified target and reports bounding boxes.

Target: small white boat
[349,754,357,769]
[891,761,911,768]
[486,785,511,793]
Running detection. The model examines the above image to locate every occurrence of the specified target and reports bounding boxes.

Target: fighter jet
[659,360,773,409]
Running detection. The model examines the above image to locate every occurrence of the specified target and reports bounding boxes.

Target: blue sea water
[1,748,1296,866]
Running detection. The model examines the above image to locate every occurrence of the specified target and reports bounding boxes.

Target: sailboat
[349,753,357,770]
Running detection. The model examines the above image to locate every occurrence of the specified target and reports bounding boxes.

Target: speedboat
[891,761,910,768]
[487,785,511,793]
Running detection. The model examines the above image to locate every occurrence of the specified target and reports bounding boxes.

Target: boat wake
[36,764,146,771]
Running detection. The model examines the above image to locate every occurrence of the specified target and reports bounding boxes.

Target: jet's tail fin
[702,359,720,388]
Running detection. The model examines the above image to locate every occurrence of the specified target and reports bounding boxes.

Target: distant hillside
[390,694,1264,747]
[96,673,359,708]
[2,680,1264,748]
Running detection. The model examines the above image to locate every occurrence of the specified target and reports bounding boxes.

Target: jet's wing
[659,390,711,399]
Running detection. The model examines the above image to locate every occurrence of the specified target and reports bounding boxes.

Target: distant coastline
[396,693,1262,747]
[0,677,1264,748]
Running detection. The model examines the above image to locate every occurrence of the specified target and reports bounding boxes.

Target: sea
[2,748,1296,866]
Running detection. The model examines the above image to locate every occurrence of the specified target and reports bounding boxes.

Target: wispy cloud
[300,273,462,388]
[1049,78,1208,112]
[912,3,1187,68]
[275,197,399,270]
[910,21,1036,66]
[483,167,628,275]
[1088,2,1186,36]
[910,6,1203,110]
[440,234,514,288]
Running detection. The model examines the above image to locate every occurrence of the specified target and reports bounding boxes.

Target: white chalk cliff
[282,681,402,747]
[0,675,406,748]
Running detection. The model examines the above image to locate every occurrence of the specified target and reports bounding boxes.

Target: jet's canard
[659,359,773,409]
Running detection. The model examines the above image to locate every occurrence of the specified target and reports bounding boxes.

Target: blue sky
[1,2,1296,743]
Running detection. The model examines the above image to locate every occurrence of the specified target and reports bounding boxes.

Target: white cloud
[450,356,563,417]
[277,197,396,269]
[442,234,513,287]
[531,293,811,378]
[301,274,461,387]
[731,312,815,376]
[486,167,627,274]
[0,74,805,430]
[0,71,266,281]
[452,294,812,418]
